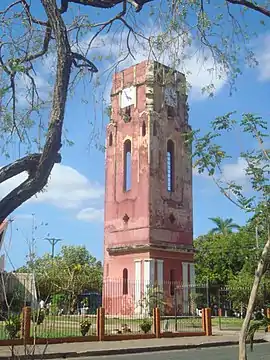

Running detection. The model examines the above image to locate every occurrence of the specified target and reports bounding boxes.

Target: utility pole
[45,237,62,258]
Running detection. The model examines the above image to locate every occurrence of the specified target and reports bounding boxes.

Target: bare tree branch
[59,0,153,13]
[72,52,98,72]
[21,0,48,26]
[0,0,22,16]
[0,153,61,185]
[226,0,270,18]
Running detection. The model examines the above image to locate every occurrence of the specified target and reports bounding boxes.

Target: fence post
[204,308,212,336]
[154,308,161,338]
[218,308,222,330]
[97,307,105,341]
[22,307,31,344]
[201,308,206,333]
[266,308,270,332]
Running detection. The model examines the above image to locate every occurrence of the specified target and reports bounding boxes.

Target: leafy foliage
[80,318,92,336]
[17,245,103,312]
[139,318,152,333]
[209,217,240,235]
[194,230,255,285]
[5,314,21,339]
[139,285,166,316]
[248,316,270,351]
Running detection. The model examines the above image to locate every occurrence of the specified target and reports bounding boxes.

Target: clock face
[121,86,135,108]
[164,87,177,108]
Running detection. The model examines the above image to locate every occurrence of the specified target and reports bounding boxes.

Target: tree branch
[226,0,270,17]
[21,0,48,26]
[0,0,72,223]
[72,52,98,72]
[22,25,52,63]
[59,0,153,13]
[0,0,22,16]
[0,153,61,185]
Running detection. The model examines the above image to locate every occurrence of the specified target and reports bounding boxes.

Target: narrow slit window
[142,121,146,137]
[153,121,157,136]
[167,140,175,192]
[109,133,113,146]
[170,269,175,296]
[123,268,128,295]
[123,106,131,122]
[124,140,132,191]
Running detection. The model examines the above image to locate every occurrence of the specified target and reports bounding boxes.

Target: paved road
[64,344,269,360]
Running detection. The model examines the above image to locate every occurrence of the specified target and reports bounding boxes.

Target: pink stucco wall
[103,61,194,315]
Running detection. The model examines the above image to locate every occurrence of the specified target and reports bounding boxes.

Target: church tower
[103,60,195,315]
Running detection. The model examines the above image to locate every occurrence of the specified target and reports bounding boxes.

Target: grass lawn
[212,317,244,329]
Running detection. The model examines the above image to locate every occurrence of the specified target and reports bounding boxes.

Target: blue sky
[0,1,269,270]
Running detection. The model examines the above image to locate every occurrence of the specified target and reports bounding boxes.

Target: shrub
[5,314,21,339]
[139,318,152,334]
[80,318,91,336]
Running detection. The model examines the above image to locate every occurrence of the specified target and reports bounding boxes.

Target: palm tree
[209,217,241,235]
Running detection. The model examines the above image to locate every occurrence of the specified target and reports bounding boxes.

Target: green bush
[31,309,45,325]
[5,314,21,339]
[80,318,91,336]
[139,318,152,334]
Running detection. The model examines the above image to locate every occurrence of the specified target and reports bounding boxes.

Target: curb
[2,339,266,360]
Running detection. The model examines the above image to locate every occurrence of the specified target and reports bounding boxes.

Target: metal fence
[4,276,268,340]
[102,280,207,335]
[32,314,97,338]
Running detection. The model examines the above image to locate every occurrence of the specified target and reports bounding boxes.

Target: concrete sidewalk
[0,332,265,360]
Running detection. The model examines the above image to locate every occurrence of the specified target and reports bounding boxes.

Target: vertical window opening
[124,140,131,191]
[170,269,175,296]
[167,140,175,192]
[109,133,113,146]
[142,121,146,137]
[167,106,175,118]
[153,121,157,136]
[123,268,128,295]
[123,106,131,122]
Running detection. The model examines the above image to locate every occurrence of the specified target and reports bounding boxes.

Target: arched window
[142,121,146,137]
[167,140,175,192]
[170,269,175,296]
[109,133,113,146]
[124,140,132,191]
[153,121,157,136]
[123,268,128,295]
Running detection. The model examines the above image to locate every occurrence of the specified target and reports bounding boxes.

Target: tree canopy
[194,228,258,286]
[17,245,103,304]
[209,217,240,235]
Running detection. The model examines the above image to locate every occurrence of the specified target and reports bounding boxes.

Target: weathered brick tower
[103,60,195,315]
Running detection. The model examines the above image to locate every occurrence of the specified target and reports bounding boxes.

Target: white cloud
[192,166,209,179]
[16,72,52,106]
[0,164,104,210]
[76,207,104,222]
[193,157,249,185]
[222,157,248,184]
[255,34,270,81]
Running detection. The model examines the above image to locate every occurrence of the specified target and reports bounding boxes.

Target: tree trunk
[0,0,71,222]
[239,231,270,360]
